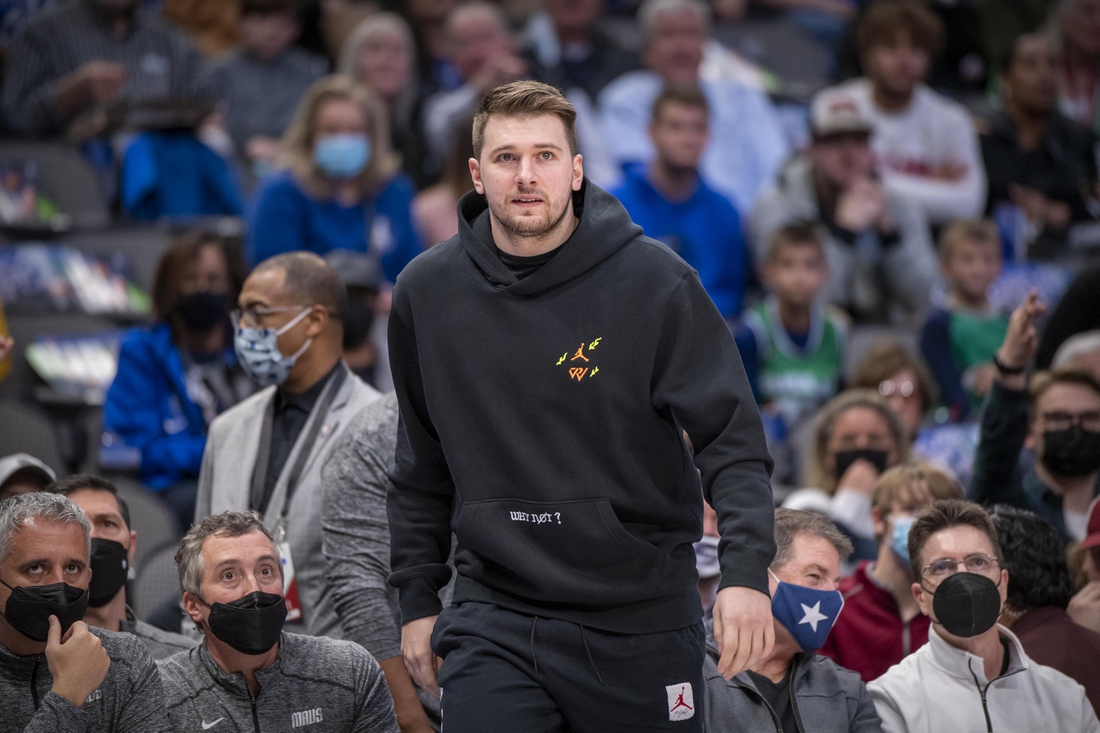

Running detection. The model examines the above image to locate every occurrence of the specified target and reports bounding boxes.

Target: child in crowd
[208,0,328,176]
[919,219,1008,421]
[735,222,848,429]
[819,460,963,682]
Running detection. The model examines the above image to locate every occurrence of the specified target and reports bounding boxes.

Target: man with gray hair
[196,251,380,632]
[704,508,883,732]
[156,510,399,732]
[0,492,171,731]
[598,0,790,214]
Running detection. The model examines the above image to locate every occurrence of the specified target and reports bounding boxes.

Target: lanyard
[249,363,348,539]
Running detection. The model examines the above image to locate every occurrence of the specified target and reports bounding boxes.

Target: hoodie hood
[456,178,643,296]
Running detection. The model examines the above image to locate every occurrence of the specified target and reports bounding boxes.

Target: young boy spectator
[868,499,1100,733]
[613,85,749,320]
[735,222,847,427]
[207,0,327,176]
[919,220,1008,421]
[751,86,936,324]
[820,461,964,682]
[821,0,986,225]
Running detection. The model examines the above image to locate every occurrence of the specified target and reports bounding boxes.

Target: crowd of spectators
[2,0,1100,731]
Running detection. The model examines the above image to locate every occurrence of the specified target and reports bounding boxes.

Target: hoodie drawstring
[530,616,539,675]
[579,626,604,685]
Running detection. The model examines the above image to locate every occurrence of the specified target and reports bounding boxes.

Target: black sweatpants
[431,602,705,733]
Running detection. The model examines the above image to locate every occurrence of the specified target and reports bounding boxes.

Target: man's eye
[222,572,234,581]
[540,152,552,159]
[66,564,81,573]
[499,154,512,161]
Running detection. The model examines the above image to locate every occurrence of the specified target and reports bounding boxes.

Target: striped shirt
[1,0,210,135]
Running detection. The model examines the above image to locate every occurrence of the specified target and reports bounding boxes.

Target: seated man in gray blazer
[196,251,380,632]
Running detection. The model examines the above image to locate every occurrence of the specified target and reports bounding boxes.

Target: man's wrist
[993,351,1026,375]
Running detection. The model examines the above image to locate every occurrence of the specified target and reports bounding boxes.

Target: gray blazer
[195,363,381,629]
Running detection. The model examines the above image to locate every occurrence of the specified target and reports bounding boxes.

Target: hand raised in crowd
[1068,581,1100,635]
[402,615,442,699]
[45,616,111,707]
[55,61,125,114]
[712,585,774,680]
[996,290,1046,390]
[834,177,889,234]
[837,458,881,497]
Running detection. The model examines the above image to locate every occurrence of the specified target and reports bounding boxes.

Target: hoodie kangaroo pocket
[455,497,672,605]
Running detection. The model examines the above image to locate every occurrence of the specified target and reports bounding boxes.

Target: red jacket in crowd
[1011,605,1100,714]
[820,561,930,682]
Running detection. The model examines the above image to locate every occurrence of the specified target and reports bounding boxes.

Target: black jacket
[386,181,775,634]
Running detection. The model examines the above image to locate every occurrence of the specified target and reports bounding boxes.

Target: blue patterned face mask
[890,516,916,572]
[769,570,845,652]
[234,308,313,387]
[313,134,371,179]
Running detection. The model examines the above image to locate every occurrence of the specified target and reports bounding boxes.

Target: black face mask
[0,579,89,642]
[834,448,889,479]
[176,292,230,332]
[88,538,129,608]
[204,591,286,655]
[1041,426,1100,478]
[929,572,1002,638]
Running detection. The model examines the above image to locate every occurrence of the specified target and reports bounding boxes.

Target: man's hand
[1010,184,1072,229]
[55,61,125,114]
[46,617,110,707]
[0,334,13,363]
[1068,581,1100,634]
[995,290,1046,390]
[836,458,881,496]
[835,178,887,233]
[401,615,441,699]
[378,656,436,733]
[712,586,774,680]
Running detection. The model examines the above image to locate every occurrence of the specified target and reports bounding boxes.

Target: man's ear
[127,531,137,566]
[182,591,205,628]
[572,154,584,191]
[304,305,328,338]
[871,506,887,542]
[469,157,484,194]
[912,581,930,617]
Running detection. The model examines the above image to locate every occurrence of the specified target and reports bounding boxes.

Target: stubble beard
[490,189,572,242]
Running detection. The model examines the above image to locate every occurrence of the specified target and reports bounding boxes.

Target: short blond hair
[872,460,964,516]
[937,218,1001,263]
[472,81,578,159]
[279,75,401,199]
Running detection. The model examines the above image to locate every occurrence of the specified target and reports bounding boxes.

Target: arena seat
[0,141,109,229]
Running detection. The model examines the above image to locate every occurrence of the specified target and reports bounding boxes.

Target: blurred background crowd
[0,0,1099,725]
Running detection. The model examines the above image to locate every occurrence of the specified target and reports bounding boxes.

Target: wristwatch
[993,352,1026,375]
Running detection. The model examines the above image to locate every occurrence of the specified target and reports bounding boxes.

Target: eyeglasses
[1038,410,1100,432]
[879,379,915,398]
[921,553,999,580]
[230,305,305,329]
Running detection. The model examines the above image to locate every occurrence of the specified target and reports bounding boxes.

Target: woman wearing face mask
[246,75,422,284]
[103,232,253,530]
[784,389,909,562]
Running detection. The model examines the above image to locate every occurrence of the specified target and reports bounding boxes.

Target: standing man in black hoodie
[388,80,776,731]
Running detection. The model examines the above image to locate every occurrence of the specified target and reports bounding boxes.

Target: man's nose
[515,157,537,184]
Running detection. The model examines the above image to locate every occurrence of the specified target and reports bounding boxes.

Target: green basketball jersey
[744,297,847,425]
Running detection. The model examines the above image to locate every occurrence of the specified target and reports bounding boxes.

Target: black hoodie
[387,181,775,634]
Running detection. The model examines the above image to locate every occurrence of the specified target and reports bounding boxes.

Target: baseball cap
[0,453,57,491]
[324,250,383,292]
[810,89,872,139]
[1083,496,1100,550]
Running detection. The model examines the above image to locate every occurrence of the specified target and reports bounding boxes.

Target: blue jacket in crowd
[611,167,749,318]
[103,323,229,490]
[246,170,422,282]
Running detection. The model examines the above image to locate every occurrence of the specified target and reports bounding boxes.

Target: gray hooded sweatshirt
[1,626,172,732]
[156,631,399,732]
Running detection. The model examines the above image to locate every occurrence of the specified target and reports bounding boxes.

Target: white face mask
[234,308,313,387]
[694,535,721,579]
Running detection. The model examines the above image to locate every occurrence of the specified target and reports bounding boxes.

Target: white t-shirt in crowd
[829,78,987,224]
